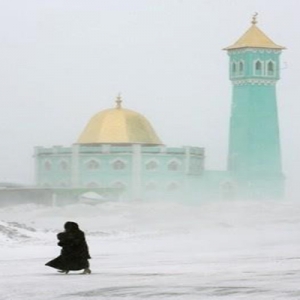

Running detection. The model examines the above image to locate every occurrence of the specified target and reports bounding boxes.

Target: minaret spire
[115,93,122,109]
[224,14,284,50]
[251,12,258,25]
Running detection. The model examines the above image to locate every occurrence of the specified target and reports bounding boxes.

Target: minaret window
[267,61,275,76]
[254,60,263,76]
[87,159,100,170]
[238,61,244,75]
[232,62,237,76]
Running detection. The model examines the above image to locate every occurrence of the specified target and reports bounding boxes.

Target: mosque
[34,16,285,202]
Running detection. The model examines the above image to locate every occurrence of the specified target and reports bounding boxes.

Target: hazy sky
[0,0,299,197]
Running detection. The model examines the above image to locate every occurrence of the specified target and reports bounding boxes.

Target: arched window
[232,62,237,76]
[255,60,263,76]
[87,159,100,170]
[60,160,68,171]
[44,161,52,171]
[267,61,275,76]
[255,61,262,71]
[112,181,126,189]
[146,160,158,170]
[86,182,99,188]
[145,182,157,191]
[167,182,179,191]
[168,160,180,171]
[112,160,126,170]
[239,61,244,75]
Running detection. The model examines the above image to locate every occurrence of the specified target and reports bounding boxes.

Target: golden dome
[224,14,285,50]
[77,96,162,145]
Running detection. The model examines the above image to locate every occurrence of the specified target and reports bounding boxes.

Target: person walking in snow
[45,221,91,274]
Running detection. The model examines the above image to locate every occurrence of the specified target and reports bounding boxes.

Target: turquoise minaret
[225,15,285,199]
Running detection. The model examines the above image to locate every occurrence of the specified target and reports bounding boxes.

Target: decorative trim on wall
[229,48,281,54]
[232,79,276,86]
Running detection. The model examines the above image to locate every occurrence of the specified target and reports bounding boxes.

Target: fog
[0,0,299,198]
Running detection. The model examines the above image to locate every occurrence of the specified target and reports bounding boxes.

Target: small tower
[224,14,285,199]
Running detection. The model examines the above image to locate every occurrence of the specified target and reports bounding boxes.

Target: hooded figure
[45,221,91,274]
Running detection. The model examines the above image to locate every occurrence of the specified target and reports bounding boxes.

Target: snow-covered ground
[1,200,300,300]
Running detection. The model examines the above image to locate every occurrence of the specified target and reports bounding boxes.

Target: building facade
[34,17,285,202]
[225,15,285,199]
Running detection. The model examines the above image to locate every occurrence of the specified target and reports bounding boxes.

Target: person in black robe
[45,221,91,274]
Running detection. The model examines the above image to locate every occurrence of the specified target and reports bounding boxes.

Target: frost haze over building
[34,16,285,202]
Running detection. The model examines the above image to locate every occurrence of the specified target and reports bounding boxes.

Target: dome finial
[115,93,122,109]
[251,12,258,25]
